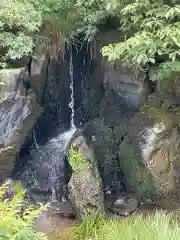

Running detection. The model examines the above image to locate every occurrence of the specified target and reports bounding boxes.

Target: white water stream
[69,52,76,130]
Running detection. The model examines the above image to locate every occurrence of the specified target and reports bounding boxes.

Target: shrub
[0,181,47,240]
[0,0,42,67]
[101,0,180,81]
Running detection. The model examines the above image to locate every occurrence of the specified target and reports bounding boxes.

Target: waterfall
[69,52,76,130]
[39,52,77,201]
[17,52,78,203]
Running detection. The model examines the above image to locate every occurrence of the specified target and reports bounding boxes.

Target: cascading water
[69,52,76,130]
[15,51,77,203]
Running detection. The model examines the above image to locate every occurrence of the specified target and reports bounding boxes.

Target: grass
[49,211,180,240]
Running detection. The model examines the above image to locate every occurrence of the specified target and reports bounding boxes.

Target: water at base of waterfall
[49,127,76,200]
[18,126,75,203]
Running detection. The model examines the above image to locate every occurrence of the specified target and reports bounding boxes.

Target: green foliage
[0,0,131,65]
[0,0,132,64]
[2,0,180,82]
[74,0,134,41]
[68,214,102,240]
[31,0,84,48]
[69,147,86,172]
[0,0,84,65]
[0,0,42,66]
[101,0,180,81]
[151,61,180,81]
[0,182,47,240]
[67,211,180,240]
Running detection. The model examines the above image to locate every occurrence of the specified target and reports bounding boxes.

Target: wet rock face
[30,55,71,123]
[82,31,149,124]
[0,68,27,101]
[100,64,148,128]
[0,68,42,183]
[96,31,149,126]
[103,62,148,110]
[118,94,180,204]
[68,134,104,219]
[29,45,90,139]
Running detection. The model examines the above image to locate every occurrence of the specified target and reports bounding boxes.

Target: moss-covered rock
[82,120,123,192]
[119,94,180,205]
[119,140,155,200]
[68,135,104,219]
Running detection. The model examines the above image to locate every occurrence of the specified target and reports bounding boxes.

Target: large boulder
[82,31,149,124]
[0,146,19,183]
[103,61,148,110]
[100,60,148,127]
[119,94,180,206]
[82,120,123,192]
[0,68,42,182]
[68,134,104,218]
[97,30,149,126]
[109,193,139,216]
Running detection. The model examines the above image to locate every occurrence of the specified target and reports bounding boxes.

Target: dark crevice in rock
[41,55,50,106]
[27,57,32,77]
[146,67,157,94]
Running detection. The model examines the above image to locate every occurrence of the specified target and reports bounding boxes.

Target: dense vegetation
[49,212,180,240]
[1,0,180,81]
[1,183,180,240]
[101,0,180,81]
[1,181,180,240]
[0,0,41,67]
[0,181,47,240]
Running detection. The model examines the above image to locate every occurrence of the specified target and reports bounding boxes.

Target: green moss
[120,143,154,200]
[69,145,102,192]
[69,147,88,173]
[103,128,114,145]
[82,88,102,120]
[142,99,180,129]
